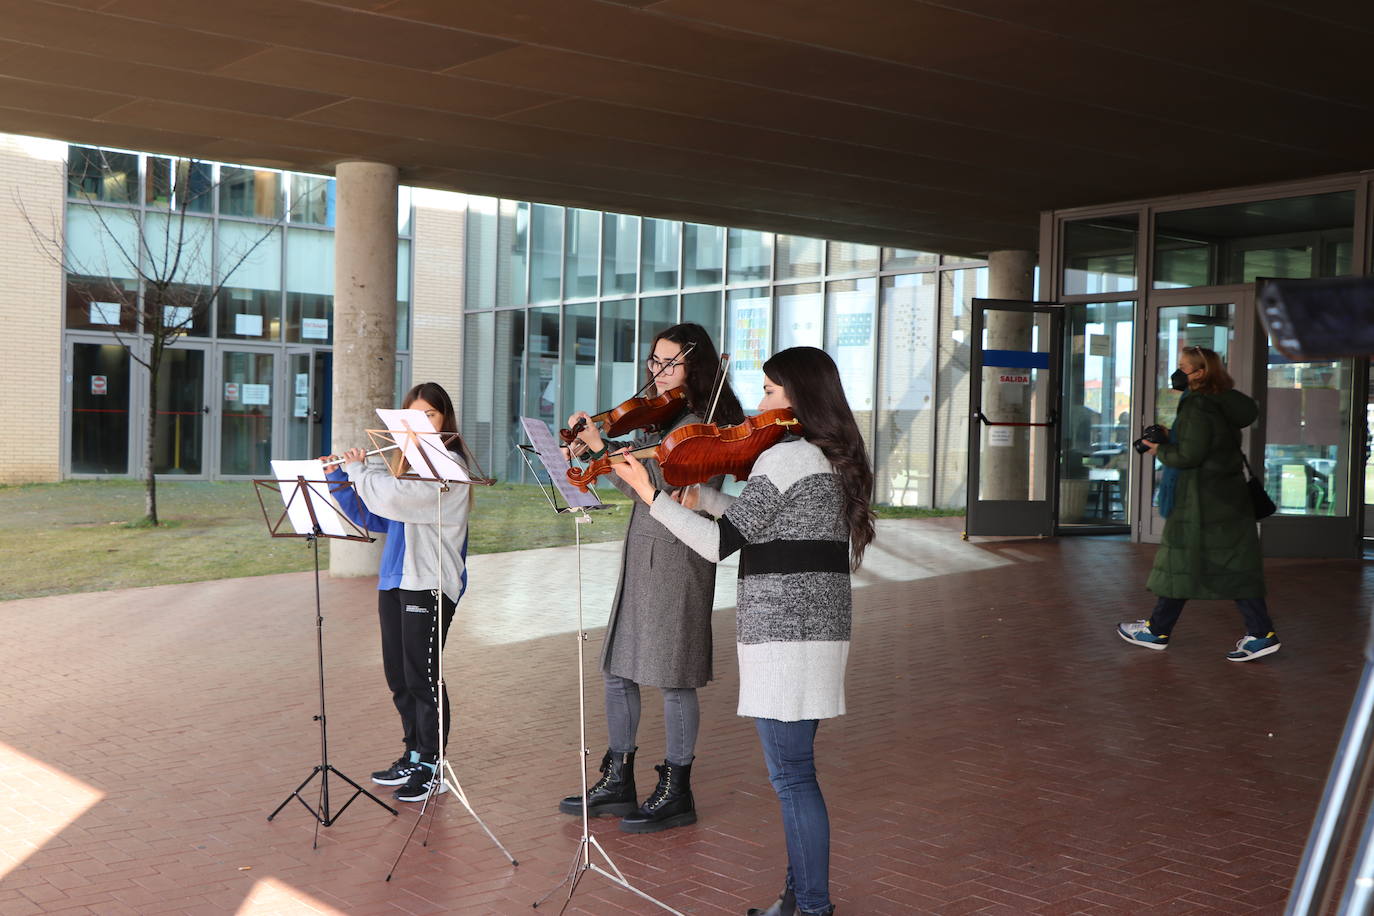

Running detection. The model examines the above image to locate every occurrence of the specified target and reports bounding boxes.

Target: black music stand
[362,411,519,880]
[516,418,685,916]
[254,469,398,848]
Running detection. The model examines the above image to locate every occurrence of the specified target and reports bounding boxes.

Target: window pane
[70,342,130,473]
[146,157,213,213]
[220,350,274,475]
[641,218,680,292]
[220,167,283,219]
[565,208,600,298]
[777,235,822,281]
[877,273,937,506]
[882,247,938,271]
[218,224,282,340]
[397,186,413,236]
[145,213,214,287]
[66,204,139,280]
[1264,358,1355,516]
[562,303,597,427]
[683,223,724,287]
[728,287,771,406]
[935,267,988,506]
[67,146,138,203]
[66,275,137,333]
[497,200,529,307]
[1064,215,1137,296]
[682,290,722,343]
[397,239,411,351]
[599,299,637,408]
[602,213,639,295]
[154,348,204,475]
[825,277,876,451]
[461,311,496,476]
[289,174,335,227]
[1153,191,1354,288]
[530,203,563,303]
[827,241,878,275]
[640,295,677,366]
[465,196,497,310]
[156,283,213,339]
[496,309,526,480]
[728,228,772,283]
[775,283,822,350]
[285,227,333,344]
[525,305,560,429]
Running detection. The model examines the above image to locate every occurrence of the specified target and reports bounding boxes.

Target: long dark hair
[761,347,875,570]
[401,381,473,470]
[648,323,745,426]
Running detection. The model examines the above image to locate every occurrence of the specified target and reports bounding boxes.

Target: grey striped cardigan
[649,438,851,722]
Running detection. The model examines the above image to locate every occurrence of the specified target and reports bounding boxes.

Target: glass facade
[62,144,413,478]
[459,195,988,506]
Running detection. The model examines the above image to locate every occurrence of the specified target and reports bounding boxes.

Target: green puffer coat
[1146,389,1265,600]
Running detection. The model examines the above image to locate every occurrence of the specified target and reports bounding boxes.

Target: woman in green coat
[1117,345,1281,662]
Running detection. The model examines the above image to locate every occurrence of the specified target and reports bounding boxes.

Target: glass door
[1258,350,1362,556]
[1140,298,1237,543]
[219,349,274,476]
[965,299,1062,537]
[285,349,331,460]
[1059,301,1135,529]
[68,339,132,475]
[153,346,207,477]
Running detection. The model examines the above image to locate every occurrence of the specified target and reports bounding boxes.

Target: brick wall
[0,135,65,484]
[410,191,465,399]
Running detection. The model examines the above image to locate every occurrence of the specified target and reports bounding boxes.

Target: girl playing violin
[612,346,875,916]
[558,322,744,833]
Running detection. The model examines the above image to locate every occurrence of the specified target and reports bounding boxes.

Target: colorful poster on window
[828,288,874,408]
[728,294,770,403]
[882,284,935,411]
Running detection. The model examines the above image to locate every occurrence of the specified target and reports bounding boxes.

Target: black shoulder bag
[1239,451,1277,520]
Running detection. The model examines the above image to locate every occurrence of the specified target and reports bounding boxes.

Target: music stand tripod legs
[267,530,398,846]
[532,508,684,916]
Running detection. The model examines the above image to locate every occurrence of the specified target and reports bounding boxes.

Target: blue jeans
[755,718,830,913]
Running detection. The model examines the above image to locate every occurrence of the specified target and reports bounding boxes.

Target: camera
[1132,424,1167,454]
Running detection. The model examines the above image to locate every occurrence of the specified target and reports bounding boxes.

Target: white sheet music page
[520,417,603,509]
[375,408,470,482]
[270,459,349,537]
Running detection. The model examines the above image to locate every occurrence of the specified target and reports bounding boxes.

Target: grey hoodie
[344,454,470,603]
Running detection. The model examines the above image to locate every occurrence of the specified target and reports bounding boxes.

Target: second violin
[566,408,802,491]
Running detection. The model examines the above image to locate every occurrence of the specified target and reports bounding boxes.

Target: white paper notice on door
[235,313,263,336]
[988,427,1014,447]
[241,383,270,406]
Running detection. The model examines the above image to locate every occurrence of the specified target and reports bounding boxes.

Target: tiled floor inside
[0,517,1370,915]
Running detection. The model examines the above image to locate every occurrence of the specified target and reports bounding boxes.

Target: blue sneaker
[1226,632,1281,662]
[1117,620,1168,650]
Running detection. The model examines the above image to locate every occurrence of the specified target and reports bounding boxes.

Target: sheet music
[520,417,603,509]
[375,408,470,482]
[270,459,350,537]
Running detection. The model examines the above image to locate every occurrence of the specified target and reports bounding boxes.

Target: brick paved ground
[0,517,1369,915]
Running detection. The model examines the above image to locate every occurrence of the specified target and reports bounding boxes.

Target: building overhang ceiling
[1,0,1371,255]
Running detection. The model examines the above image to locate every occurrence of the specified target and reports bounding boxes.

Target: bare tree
[21,150,284,525]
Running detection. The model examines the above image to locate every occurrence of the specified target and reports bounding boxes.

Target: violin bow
[704,352,732,425]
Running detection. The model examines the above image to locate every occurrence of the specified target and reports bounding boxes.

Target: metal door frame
[965,298,1064,538]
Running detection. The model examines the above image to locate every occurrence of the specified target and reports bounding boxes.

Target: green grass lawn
[0,479,957,601]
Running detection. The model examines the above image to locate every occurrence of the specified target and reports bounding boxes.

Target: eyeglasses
[646,354,685,372]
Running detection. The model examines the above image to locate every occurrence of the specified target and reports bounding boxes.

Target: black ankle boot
[746,885,795,916]
[559,748,636,817]
[620,759,697,833]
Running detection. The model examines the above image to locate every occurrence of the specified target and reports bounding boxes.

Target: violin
[566,408,802,491]
[560,386,687,446]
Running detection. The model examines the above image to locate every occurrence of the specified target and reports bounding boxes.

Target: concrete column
[331,162,398,577]
[980,250,1037,501]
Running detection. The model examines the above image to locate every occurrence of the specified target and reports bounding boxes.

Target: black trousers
[379,587,456,758]
[1148,596,1275,639]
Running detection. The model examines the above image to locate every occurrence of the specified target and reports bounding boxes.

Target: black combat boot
[559,748,637,817]
[619,760,696,833]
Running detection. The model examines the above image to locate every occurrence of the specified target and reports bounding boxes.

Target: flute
[318,443,401,465]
